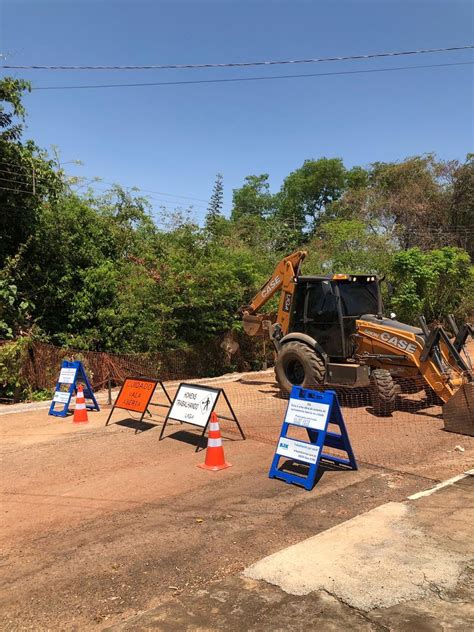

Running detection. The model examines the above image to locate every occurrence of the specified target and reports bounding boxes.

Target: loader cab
[292,274,382,359]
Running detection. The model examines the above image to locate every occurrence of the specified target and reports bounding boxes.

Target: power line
[0,159,34,171]
[70,176,231,208]
[72,179,222,214]
[67,177,226,211]
[0,174,31,187]
[0,167,30,179]
[3,45,473,71]
[0,164,228,210]
[31,61,474,91]
[78,179,213,211]
[0,185,35,195]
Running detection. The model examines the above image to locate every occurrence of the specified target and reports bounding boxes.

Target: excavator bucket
[242,313,264,337]
[443,383,474,437]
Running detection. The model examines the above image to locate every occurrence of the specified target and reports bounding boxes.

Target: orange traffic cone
[198,412,231,471]
[73,384,89,423]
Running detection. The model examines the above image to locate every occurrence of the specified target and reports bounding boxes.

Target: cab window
[338,280,379,317]
[307,282,338,322]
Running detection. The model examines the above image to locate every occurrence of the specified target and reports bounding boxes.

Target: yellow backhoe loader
[241,250,473,434]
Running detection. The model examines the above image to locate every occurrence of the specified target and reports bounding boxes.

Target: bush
[390,247,473,324]
[0,338,30,401]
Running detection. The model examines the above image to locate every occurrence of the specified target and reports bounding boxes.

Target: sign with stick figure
[159,382,245,451]
[167,384,219,426]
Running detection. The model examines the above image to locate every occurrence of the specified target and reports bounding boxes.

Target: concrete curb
[244,469,474,611]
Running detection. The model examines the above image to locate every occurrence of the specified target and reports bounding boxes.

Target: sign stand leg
[158,413,170,441]
[105,405,116,426]
[196,421,210,453]
[160,381,172,405]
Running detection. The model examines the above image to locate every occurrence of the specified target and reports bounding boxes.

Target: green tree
[231,174,275,220]
[205,173,224,237]
[0,77,63,266]
[304,219,394,275]
[390,247,473,324]
[278,158,347,232]
[331,155,451,249]
[0,77,30,141]
[448,154,474,258]
[0,243,34,339]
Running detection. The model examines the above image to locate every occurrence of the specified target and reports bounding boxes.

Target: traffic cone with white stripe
[198,412,231,471]
[73,384,89,423]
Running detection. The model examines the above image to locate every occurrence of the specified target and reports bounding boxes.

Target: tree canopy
[1,77,472,351]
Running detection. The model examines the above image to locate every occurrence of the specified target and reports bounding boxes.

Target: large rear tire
[275,342,325,395]
[370,369,398,416]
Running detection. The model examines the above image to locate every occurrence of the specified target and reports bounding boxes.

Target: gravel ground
[1,365,472,630]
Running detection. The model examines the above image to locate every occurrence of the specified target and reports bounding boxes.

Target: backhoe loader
[241,250,473,434]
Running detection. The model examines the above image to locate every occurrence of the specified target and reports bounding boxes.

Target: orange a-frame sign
[105,377,172,426]
[115,378,156,413]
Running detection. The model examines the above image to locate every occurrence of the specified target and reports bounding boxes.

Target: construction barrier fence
[1,338,473,479]
[1,336,272,398]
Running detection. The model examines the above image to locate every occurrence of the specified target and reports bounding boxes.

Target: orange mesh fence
[150,373,473,479]
[15,336,271,394]
[1,338,473,477]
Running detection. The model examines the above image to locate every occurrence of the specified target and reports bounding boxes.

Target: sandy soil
[1,365,472,630]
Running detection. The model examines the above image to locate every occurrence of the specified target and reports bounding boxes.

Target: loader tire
[275,342,325,395]
[370,369,397,416]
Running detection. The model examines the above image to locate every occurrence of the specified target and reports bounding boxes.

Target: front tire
[370,369,398,416]
[275,342,325,395]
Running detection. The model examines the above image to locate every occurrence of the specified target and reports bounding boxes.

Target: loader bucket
[242,314,264,337]
[443,383,474,437]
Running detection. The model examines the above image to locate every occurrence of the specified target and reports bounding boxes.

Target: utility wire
[3,45,473,71]
[0,164,229,209]
[78,178,213,211]
[0,168,30,179]
[0,175,32,187]
[0,185,35,195]
[0,159,34,171]
[72,176,232,208]
[31,61,474,91]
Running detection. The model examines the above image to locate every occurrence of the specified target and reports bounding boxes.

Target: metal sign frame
[159,382,245,452]
[105,377,172,426]
[49,360,100,418]
[269,387,357,490]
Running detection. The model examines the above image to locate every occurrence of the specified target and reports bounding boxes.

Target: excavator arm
[242,250,307,339]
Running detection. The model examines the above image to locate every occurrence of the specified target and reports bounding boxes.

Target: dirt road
[1,371,472,630]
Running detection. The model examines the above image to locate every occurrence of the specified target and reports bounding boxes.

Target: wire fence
[1,338,473,478]
[2,336,272,395]
[146,372,473,480]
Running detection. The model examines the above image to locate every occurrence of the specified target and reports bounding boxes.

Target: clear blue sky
[1,0,473,222]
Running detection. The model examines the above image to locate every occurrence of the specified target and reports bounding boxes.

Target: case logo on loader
[262,275,281,298]
[380,332,417,355]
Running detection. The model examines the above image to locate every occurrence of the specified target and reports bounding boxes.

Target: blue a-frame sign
[48,360,100,418]
[269,386,357,490]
